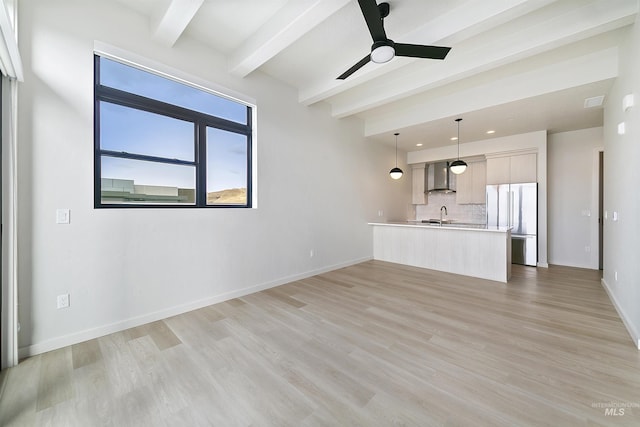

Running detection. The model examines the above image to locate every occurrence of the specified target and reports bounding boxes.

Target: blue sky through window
[102,157,195,190]
[207,128,248,192]
[101,102,194,161]
[99,57,249,194]
[100,57,247,124]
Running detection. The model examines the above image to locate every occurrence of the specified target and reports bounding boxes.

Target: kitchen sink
[422,219,453,224]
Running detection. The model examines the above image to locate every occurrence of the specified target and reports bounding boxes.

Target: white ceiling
[114,0,638,152]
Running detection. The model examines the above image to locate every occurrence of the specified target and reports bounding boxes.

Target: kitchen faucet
[440,205,447,225]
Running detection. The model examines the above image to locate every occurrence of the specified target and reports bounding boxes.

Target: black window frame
[94,54,253,208]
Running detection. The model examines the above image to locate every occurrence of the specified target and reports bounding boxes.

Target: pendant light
[450,118,467,175]
[389,132,403,179]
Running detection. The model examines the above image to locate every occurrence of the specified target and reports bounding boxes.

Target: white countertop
[368,221,511,233]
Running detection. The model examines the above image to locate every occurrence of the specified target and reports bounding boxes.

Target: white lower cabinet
[371,223,512,283]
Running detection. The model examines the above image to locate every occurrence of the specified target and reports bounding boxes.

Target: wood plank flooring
[1,261,639,426]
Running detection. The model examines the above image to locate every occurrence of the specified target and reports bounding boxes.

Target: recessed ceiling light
[450,137,458,141]
[486,130,495,134]
[416,143,423,147]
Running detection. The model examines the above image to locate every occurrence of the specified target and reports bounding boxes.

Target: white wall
[408,131,548,267]
[602,18,640,349]
[14,0,411,356]
[548,127,603,269]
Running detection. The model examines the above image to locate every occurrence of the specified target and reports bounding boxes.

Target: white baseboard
[601,278,640,350]
[18,256,372,359]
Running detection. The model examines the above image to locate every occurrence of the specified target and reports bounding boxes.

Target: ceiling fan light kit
[371,41,395,63]
[337,0,451,79]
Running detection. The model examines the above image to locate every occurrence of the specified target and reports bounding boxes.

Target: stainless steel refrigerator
[486,183,537,266]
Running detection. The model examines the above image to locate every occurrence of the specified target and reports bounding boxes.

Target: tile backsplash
[415,192,486,224]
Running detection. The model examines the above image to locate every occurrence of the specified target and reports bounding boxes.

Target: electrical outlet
[584,246,591,253]
[377,210,384,217]
[57,293,70,309]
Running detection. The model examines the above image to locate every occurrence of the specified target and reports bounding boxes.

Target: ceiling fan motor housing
[378,2,390,18]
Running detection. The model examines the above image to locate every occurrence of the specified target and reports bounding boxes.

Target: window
[94,55,253,207]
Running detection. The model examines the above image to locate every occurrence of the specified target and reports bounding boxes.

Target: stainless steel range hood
[426,161,456,193]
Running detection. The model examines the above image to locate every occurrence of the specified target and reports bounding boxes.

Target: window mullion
[94,55,102,208]
[246,109,252,208]
[100,150,195,166]
[196,123,207,206]
[97,86,250,136]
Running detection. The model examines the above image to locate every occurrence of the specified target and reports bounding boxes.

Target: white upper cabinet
[411,163,426,205]
[471,161,487,203]
[509,153,537,184]
[456,160,487,204]
[486,156,510,185]
[486,152,536,184]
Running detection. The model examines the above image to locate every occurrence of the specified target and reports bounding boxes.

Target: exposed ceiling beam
[298,0,557,106]
[152,0,204,47]
[228,0,351,78]
[330,0,637,118]
[362,46,619,137]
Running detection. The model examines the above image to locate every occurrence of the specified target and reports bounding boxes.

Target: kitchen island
[369,222,512,283]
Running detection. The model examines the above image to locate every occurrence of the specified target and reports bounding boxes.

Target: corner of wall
[601,278,640,349]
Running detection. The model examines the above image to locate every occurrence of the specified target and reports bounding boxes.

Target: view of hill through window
[96,56,251,207]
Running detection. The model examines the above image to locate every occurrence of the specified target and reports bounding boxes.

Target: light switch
[56,209,70,224]
[623,93,635,112]
[613,211,618,222]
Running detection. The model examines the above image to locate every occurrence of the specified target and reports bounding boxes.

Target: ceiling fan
[337,0,451,80]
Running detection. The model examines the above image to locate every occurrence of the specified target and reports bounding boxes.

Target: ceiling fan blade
[395,43,451,60]
[337,54,371,80]
[358,0,387,41]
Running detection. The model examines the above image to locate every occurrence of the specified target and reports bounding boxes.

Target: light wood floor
[1,261,639,426]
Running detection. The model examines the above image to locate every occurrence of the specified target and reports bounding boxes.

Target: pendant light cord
[394,132,399,167]
[455,118,462,160]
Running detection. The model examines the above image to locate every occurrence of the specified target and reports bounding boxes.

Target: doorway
[598,151,603,270]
